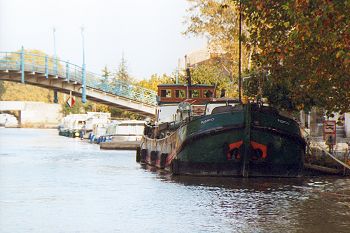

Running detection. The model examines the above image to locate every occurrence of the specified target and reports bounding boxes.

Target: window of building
[191,90,200,98]
[160,89,172,98]
[160,90,167,97]
[203,90,213,98]
[175,90,186,98]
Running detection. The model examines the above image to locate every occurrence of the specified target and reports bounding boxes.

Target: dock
[100,141,140,150]
[305,140,350,176]
[304,163,344,175]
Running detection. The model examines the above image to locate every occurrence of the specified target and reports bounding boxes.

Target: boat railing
[143,122,180,141]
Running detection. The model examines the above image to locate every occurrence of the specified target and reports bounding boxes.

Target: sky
[0,0,206,79]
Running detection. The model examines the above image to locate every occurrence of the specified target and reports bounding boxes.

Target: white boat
[59,112,111,138]
[85,112,111,133]
[106,120,145,142]
[58,114,88,137]
[93,119,145,143]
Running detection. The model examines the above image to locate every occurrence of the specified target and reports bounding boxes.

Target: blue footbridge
[0,48,157,117]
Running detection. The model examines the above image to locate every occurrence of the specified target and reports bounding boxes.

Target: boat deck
[100,141,140,150]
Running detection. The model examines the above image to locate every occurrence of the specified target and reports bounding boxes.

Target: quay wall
[0,101,62,128]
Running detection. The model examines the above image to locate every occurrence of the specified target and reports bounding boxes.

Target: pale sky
[0,0,206,79]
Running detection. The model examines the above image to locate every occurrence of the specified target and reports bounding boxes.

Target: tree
[101,65,111,85]
[239,0,350,113]
[137,73,173,91]
[111,54,132,88]
[190,62,236,97]
[185,0,253,92]
[186,0,350,114]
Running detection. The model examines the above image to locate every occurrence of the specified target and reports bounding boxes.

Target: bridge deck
[0,50,156,117]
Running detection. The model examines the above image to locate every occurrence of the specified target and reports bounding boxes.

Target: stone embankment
[0,101,62,128]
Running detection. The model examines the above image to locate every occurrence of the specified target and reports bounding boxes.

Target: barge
[137,84,306,177]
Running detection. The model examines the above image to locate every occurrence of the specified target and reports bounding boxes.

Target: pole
[176,58,180,84]
[81,26,87,103]
[238,0,242,102]
[53,27,58,103]
[184,55,189,99]
[241,103,251,177]
[45,55,48,79]
[53,27,58,75]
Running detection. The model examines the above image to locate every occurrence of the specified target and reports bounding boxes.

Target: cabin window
[203,90,213,98]
[175,90,186,98]
[160,89,172,98]
[191,90,200,98]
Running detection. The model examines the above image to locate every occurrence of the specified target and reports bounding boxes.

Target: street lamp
[53,27,58,74]
[81,26,87,103]
[81,26,85,67]
[53,27,58,103]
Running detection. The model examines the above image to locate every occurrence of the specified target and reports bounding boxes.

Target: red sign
[66,96,75,107]
[323,120,336,145]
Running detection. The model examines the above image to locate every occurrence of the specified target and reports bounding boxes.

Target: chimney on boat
[186,68,192,87]
[184,55,192,87]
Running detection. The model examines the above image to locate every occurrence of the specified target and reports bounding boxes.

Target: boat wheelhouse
[157,84,215,104]
[155,84,215,123]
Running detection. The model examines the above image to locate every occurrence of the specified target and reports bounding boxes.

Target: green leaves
[185,0,254,98]
[137,74,173,91]
[336,50,345,59]
[190,62,235,97]
[185,0,350,113]
[240,0,350,113]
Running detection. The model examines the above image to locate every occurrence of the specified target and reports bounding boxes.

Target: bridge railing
[0,51,157,105]
[0,52,21,70]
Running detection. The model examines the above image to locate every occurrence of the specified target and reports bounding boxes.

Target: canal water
[0,128,350,233]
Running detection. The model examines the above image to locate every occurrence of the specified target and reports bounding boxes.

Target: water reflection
[1,128,349,233]
[142,165,350,233]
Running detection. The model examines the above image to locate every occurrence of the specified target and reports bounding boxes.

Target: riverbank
[0,101,62,129]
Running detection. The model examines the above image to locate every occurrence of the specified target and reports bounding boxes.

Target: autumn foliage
[186,0,350,113]
[244,0,350,113]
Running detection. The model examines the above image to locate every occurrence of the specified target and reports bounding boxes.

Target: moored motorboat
[106,120,145,142]
[58,114,87,137]
[58,112,110,138]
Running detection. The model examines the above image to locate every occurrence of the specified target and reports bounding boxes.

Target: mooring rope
[312,142,350,170]
[302,128,350,170]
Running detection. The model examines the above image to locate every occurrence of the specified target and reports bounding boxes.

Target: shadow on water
[140,163,331,191]
[140,164,350,233]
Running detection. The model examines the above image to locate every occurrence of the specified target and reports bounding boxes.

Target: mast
[238,0,242,102]
[185,55,190,99]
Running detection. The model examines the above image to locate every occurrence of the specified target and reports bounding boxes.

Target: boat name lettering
[277,119,290,125]
[201,118,215,124]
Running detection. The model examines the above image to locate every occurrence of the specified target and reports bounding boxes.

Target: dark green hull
[139,104,305,177]
[58,129,81,138]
